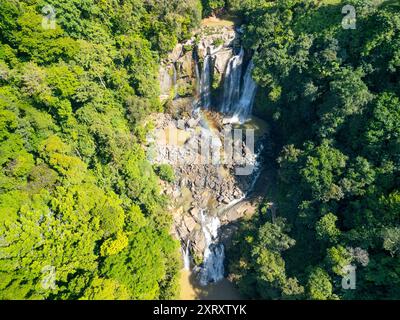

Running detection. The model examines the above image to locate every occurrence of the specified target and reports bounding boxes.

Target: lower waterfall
[182,239,191,271]
[198,210,225,285]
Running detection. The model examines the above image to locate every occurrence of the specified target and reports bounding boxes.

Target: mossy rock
[212,71,222,90]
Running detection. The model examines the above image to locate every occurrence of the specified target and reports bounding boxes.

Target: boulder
[187,118,198,128]
[197,27,236,59]
[214,48,233,74]
[168,43,183,63]
[191,229,206,256]
[177,119,185,130]
[220,201,257,224]
[189,207,200,218]
[183,214,197,233]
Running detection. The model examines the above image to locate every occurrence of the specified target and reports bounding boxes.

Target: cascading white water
[220,48,244,113]
[200,54,212,109]
[230,60,257,123]
[198,210,225,285]
[182,239,191,270]
[195,58,201,97]
[172,64,177,98]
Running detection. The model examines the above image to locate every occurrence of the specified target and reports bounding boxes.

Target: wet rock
[177,119,185,130]
[187,118,198,128]
[183,215,197,233]
[177,51,193,78]
[159,64,176,99]
[214,48,233,74]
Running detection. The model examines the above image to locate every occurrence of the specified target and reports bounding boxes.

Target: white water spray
[200,54,212,109]
[220,48,244,113]
[231,60,257,123]
[182,239,191,270]
[198,210,225,285]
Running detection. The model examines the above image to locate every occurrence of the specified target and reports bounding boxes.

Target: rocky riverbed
[146,111,267,265]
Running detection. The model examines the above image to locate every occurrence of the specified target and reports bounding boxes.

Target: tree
[325,245,352,276]
[300,141,347,202]
[307,267,333,300]
[316,213,341,243]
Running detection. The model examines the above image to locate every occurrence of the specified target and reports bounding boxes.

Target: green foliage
[228,215,303,299]
[229,0,400,300]
[316,213,341,243]
[325,245,351,276]
[81,278,131,300]
[202,0,226,16]
[307,267,333,300]
[154,164,176,183]
[0,0,201,300]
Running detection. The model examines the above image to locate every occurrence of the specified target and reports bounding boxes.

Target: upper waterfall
[220,47,244,113]
[230,60,257,123]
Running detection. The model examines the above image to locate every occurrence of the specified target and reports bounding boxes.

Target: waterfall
[198,210,225,285]
[172,64,177,98]
[182,239,191,270]
[200,54,212,109]
[220,48,244,113]
[195,57,201,97]
[230,60,257,123]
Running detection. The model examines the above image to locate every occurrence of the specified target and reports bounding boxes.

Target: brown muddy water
[179,270,242,300]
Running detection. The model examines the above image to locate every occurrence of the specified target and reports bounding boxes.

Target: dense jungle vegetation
[226,0,400,300]
[0,0,202,300]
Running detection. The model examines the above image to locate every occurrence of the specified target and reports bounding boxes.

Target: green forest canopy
[227,0,400,300]
[0,0,202,300]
